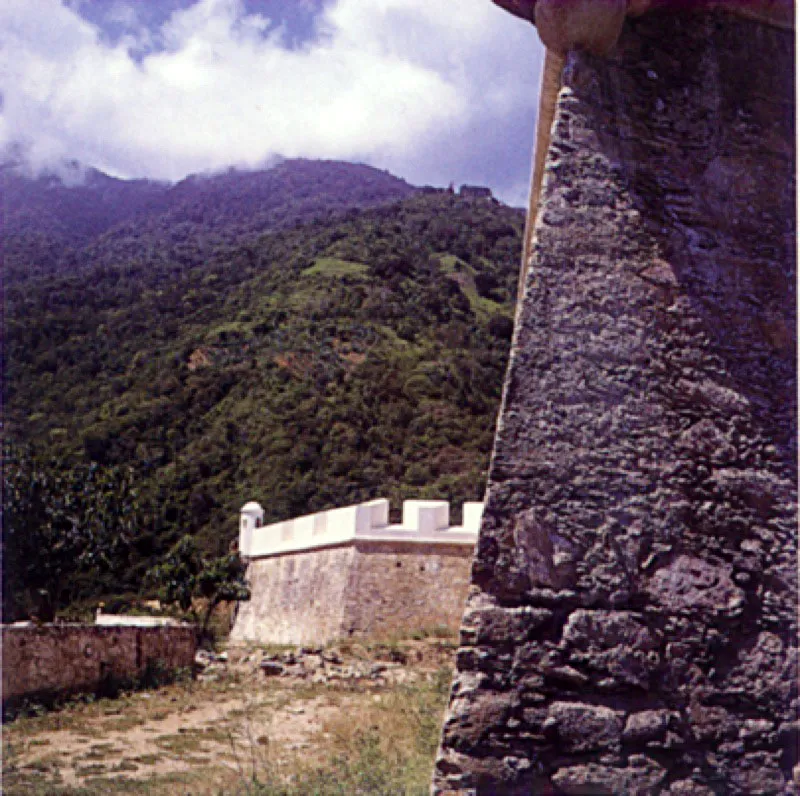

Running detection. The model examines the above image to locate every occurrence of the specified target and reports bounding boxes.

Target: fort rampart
[434,7,796,793]
[231,498,481,645]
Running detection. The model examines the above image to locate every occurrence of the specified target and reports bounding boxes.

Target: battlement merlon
[239,499,483,559]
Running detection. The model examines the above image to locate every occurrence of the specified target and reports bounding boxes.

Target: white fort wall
[239,498,482,558]
[232,498,481,644]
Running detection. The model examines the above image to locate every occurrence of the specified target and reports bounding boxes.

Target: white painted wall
[95,615,183,627]
[239,497,481,559]
[463,502,485,533]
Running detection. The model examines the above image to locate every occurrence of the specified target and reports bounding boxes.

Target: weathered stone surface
[442,691,519,753]
[260,660,284,676]
[232,540,473,645]
[688,703,736,743]
[720,631,796,706]
[668,781,716,796]
[433,9,796,793]
[623,709,671,744]
[2,624,197,705]
[560,609,659,688]
[546,701,624,752]
[460,595,553,646]
[728,753,786,794]
[232,545,354,644]
[552,755,666,795]
[645,555,745,616]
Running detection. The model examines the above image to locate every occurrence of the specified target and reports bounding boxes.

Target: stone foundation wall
[342,541,476,638]
[230,540,475,645]
[434,11,796,795]
[2,624,197,705]
[231,545,356,645]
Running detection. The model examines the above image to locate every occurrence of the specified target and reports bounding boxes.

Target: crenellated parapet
[239,498,482,559]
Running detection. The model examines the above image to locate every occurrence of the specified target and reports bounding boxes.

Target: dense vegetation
[3,160,523,619]
[2,158,416,283]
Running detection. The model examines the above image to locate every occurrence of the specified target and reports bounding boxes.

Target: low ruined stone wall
[2,624,197,705]
[230,539,475,645]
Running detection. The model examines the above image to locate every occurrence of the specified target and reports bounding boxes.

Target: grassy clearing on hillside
[435,252,511,320]
[302,258,368,278]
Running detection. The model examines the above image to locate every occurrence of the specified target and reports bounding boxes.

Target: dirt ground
[2,637,456,795]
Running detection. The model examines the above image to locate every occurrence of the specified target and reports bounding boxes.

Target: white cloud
[0,0,543,204]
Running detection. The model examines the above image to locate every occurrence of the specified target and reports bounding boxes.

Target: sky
[0,0,546,206]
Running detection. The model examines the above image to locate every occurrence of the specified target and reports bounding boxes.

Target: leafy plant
[2,443,144,620]
[145,536,250,638]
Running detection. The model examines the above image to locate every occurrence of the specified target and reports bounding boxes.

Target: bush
[488,314,514,341]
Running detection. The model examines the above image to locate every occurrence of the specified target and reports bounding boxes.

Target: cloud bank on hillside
[0,0,544,205]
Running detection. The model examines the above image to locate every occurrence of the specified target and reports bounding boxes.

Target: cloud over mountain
[0,0,544,204]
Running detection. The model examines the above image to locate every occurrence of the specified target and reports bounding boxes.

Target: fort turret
[231,497,483,645]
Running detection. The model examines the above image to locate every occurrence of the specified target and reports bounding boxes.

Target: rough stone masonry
[433,7,796,795]
[2,624,197,707]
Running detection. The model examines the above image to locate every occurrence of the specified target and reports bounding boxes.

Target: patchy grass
[411,624,458,641]
[302,258,368,278]
[76,763,109,777]
[154,729,209,755]
[129,753,163,765]
[3,638,455,795]
[252,667,452,795]
[110,760,139,773]
[81,743,119,761]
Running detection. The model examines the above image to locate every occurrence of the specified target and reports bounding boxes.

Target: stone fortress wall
[2,624,197,707]
[231,498,482,645]
[433,5,796,794]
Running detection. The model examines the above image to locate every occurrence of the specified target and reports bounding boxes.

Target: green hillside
[4,176,523,619]
[2,158,416,283]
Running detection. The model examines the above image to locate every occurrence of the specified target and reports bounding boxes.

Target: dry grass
[2,636,455,796]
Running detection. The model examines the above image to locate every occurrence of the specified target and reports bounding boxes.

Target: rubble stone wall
[230,540,475,645]
[2,624,197,705]
[434,11,796,794]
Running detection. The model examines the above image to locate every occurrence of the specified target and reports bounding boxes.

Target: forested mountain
[3,159,523,619]
[2,158,416,283]
[2,163,169,283]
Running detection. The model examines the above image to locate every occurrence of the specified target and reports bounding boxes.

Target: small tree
[145,535,250,640]
[2,442,141,621]
[145,535,199,613]
[195,550,251,638]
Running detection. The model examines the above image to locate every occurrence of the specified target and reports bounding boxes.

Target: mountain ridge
[3,158,420,282]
